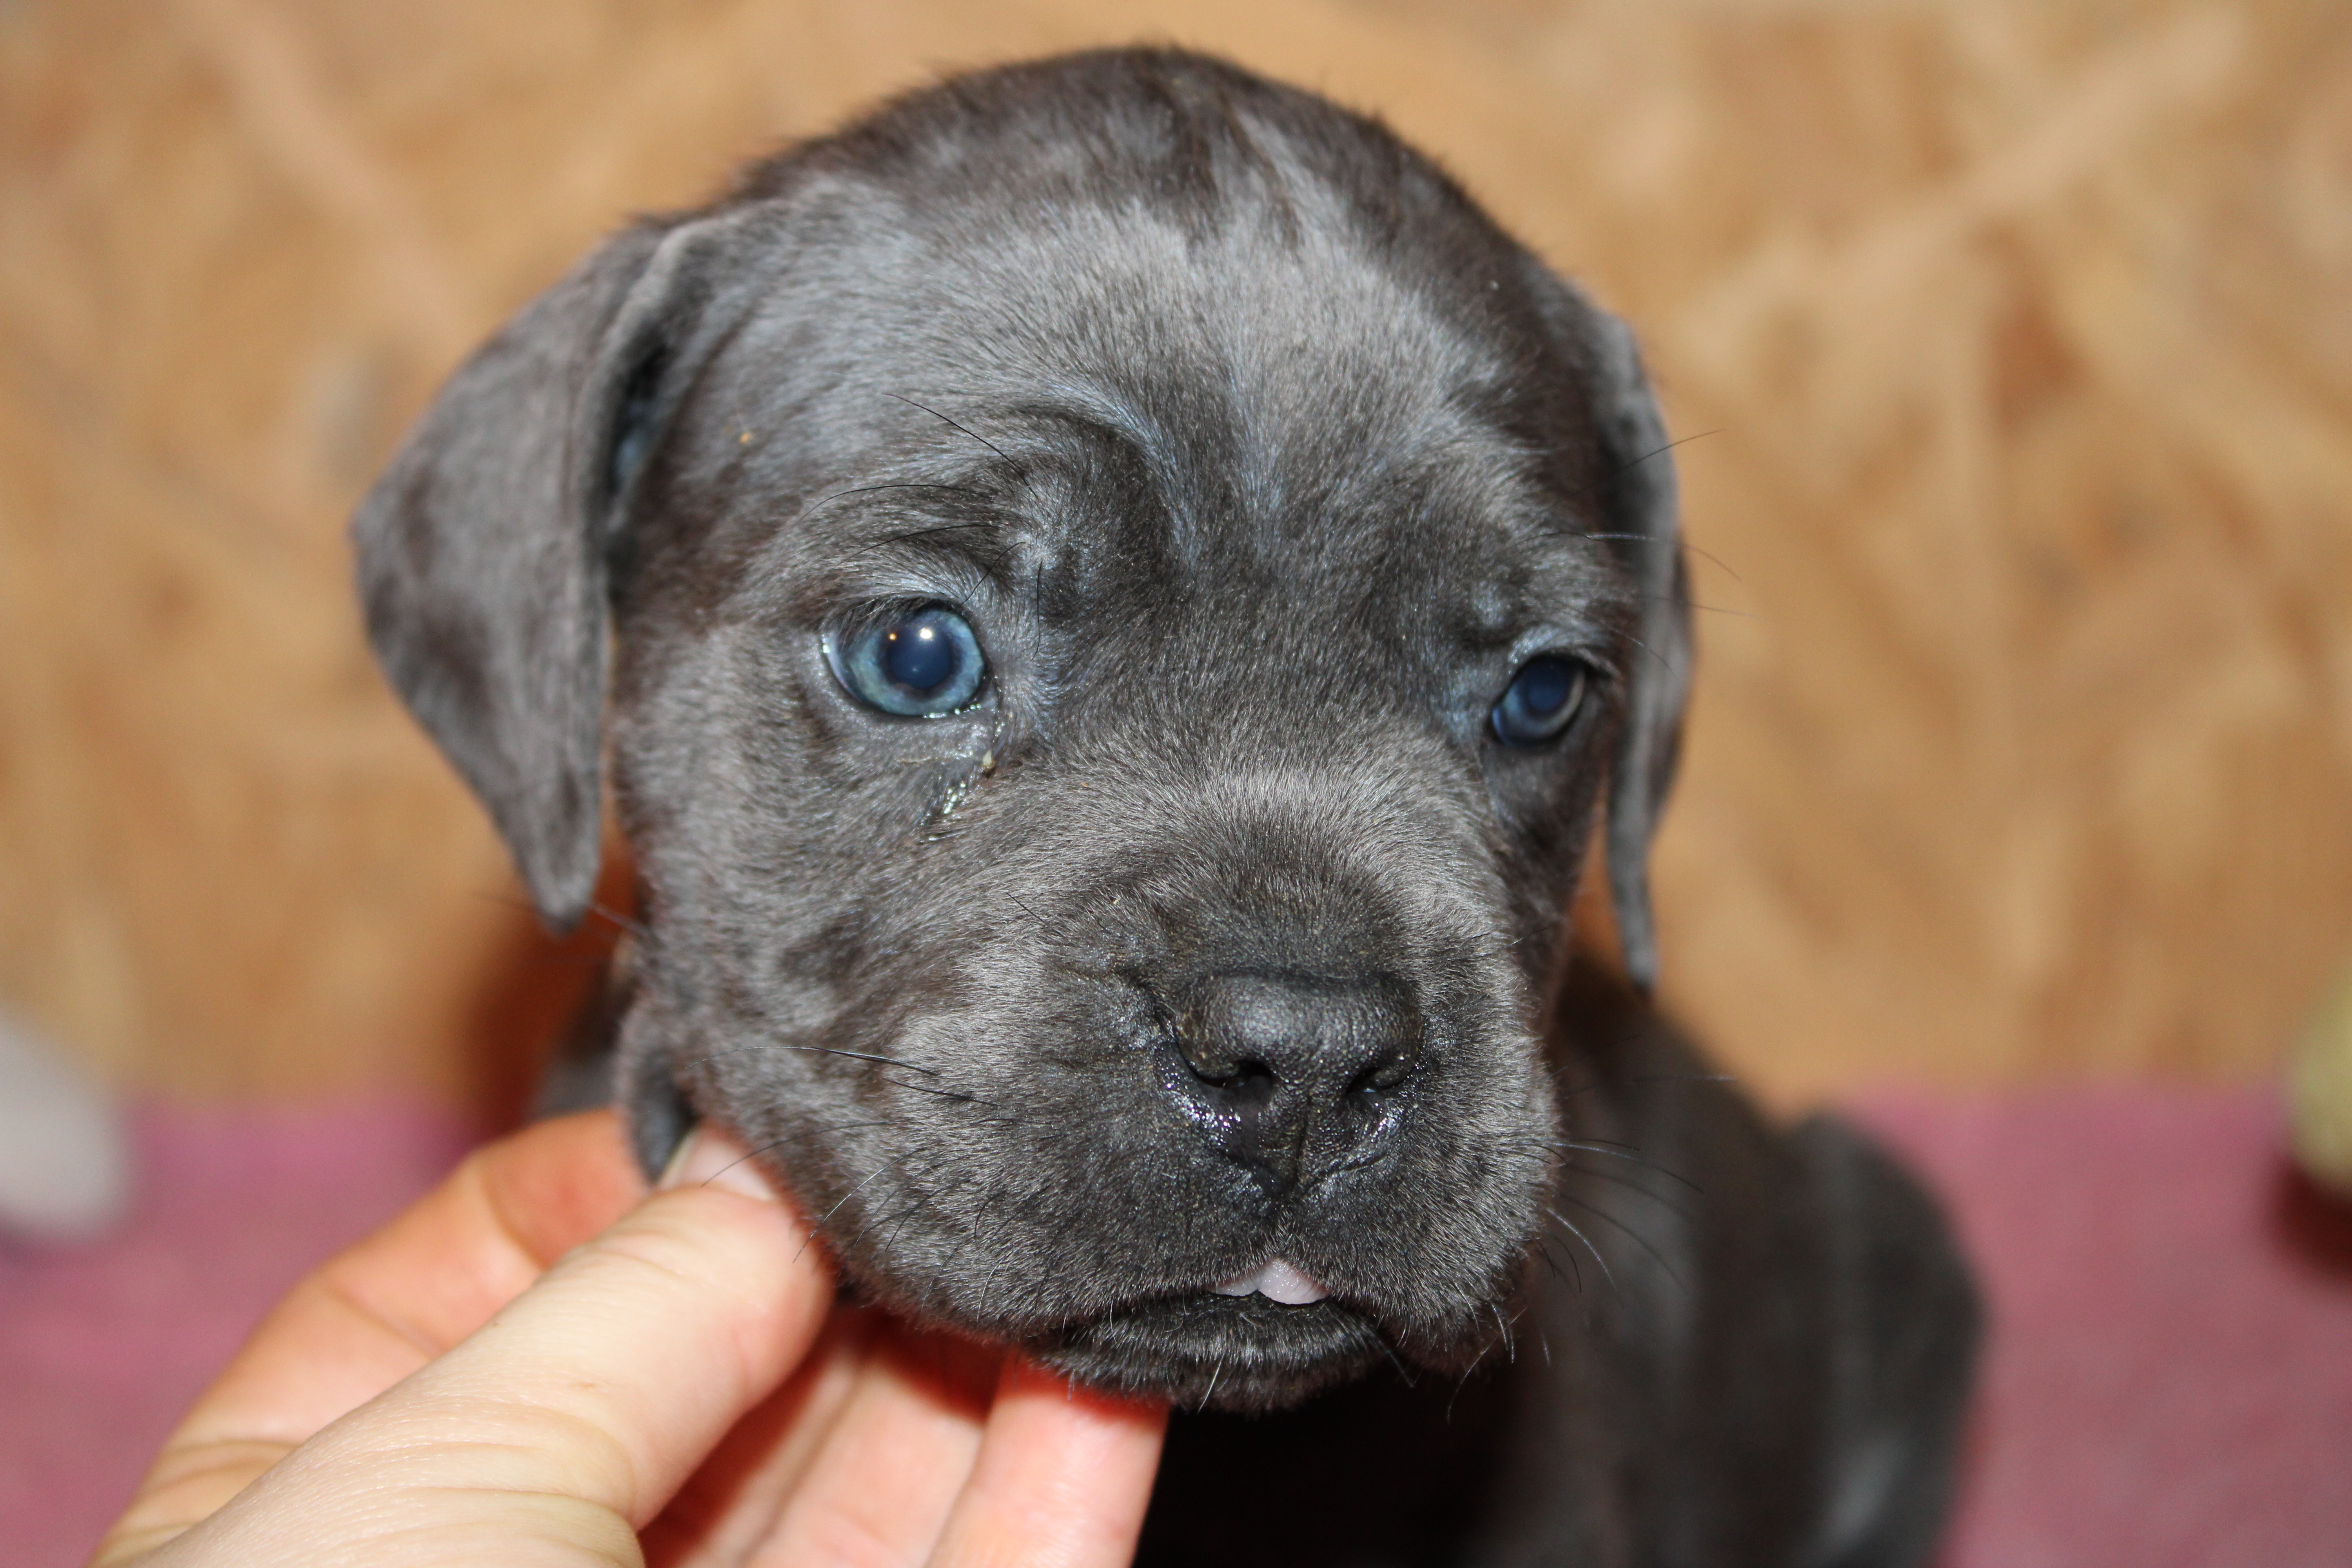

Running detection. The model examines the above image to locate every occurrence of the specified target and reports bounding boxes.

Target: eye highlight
[1491,655,1588,748]
[827,605,987,717]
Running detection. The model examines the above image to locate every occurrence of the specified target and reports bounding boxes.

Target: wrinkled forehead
[695,176,1621,625]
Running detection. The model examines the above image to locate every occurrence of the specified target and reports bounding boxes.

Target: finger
[927,1361,1168,1568]
[744,1319,999,1567]
[96,1111,644,1565]
[639,1309,875,1568]
[117,1128,830,1567]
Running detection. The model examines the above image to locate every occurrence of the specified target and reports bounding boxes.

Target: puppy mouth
[1208,1257,1330,1305]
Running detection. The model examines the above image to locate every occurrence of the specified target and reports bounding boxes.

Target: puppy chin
[1029,1296,1395,1412]
[1023,1290,1504,1414]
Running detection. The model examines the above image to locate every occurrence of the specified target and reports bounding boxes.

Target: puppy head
[356,49,1689,1410]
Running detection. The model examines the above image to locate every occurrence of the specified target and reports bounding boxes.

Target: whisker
[1374,1331,1418,1388]
[1575,529,1744,585]
[799,1153,918,1262]
[1555,1192,1687,1292]
[1599,428,1724,483]
[585,899,647,938]
[1547,1139,1704,1194]
[772,1042,941,1077]
[1534,1232,1582,1296]
[1555,1159,1700,1221]
[887,392,1010,462]
[1543,1206,1621,1299]
[1623,631,1680,678]
[1655,595,1760,621]
[1448,1341,1491,1420]
[891,1077,1021,1117]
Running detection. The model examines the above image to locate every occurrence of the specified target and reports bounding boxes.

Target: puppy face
[357,50,1689,1410]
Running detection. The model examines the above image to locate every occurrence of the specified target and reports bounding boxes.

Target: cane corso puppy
[354,48,1978,1566]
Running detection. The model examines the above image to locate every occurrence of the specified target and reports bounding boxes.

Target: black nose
[1171,972,1423,1191]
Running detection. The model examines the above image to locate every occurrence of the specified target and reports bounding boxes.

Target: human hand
[93,1110,1167,1567]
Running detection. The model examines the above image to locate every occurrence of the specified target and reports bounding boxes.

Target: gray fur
[355,49,1975,1566]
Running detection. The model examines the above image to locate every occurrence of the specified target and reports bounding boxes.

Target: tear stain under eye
[922,736,1002,829]
[931,766,976,823]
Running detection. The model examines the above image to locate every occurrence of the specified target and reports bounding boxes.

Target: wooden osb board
[2,0,2348,1107]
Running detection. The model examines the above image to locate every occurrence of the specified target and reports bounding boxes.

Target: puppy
[355,48,1977,1566]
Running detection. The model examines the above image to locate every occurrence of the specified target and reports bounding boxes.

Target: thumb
[152,1130,828,1568]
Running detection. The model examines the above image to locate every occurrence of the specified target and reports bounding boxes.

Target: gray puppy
[355,48,1977,1567]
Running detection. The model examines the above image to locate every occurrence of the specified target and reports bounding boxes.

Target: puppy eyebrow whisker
[1622,631,1681,679]
[1575,530,1745,586]
[1644,592,1760,621]
[1598,427,1722,483]
[886,392,1011,463]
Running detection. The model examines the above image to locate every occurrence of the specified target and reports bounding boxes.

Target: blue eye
[1491,656,1588,747]
[827,605,987,717]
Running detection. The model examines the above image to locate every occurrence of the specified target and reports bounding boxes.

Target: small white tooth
[1209,1259,1329,1305]
[1253,1259,1328,1305]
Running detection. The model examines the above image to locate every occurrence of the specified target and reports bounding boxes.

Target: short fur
[356,49,1977,1566]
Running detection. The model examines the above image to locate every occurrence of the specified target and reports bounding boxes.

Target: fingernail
[656,1126,779,1201]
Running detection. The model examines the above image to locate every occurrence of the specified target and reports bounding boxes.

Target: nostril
[1348,1041,1421,1098]
[1187,1049,1278,1104]
[1163,970,1423,1185]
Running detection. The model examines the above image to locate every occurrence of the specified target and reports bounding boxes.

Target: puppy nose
[1172,972,1422,1191]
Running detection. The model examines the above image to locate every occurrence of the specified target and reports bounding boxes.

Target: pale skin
[93,1111,1169,1568]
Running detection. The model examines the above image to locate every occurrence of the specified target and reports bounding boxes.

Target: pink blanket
[4,1088,2346,1566]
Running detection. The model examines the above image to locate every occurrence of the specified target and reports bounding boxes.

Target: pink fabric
[2,1088,2347,1567]
[1852,1089,2352,1568]
[0,1102,475,1568]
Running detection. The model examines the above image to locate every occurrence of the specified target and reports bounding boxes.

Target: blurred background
[3,2,2350,1563]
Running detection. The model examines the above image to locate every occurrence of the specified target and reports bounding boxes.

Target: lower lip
[1030,1291,1383,1403]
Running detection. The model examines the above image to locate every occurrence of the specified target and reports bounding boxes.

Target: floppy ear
[1588,309,1692,993]
[1524,269,1694,991]
[353,218,718,931]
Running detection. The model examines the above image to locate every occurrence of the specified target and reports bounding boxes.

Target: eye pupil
[1517,661,1574,717]
[882,622,955,693]
[1492,656,1587,747]
[829,605,986,717]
